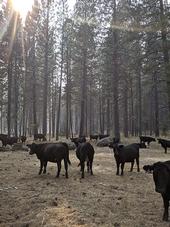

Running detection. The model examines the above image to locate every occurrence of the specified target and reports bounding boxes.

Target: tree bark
[42,0,50,136]
[159,0,170,113]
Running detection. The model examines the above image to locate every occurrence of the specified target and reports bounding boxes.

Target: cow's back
[43,144,67,162]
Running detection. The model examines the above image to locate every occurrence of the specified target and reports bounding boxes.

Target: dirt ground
[1,139,170,227]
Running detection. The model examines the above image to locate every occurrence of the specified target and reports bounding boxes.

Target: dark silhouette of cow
[0,135,18,146]
[34,134,47,141]
[143,161,170,221]
[139,136,156,146]
[70,136,86,146]
[109,143,140,175]
[157,138,170,154]
[20,136,27,143]
[90,134,98,141]
[28,142,71,178]
[73,142,95,178]
[98,134,110,140]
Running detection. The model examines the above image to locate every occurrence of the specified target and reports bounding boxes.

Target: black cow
[90,134,98,141]
[74,142,95,178]
[70,136,86,146]
[20,136,27,143]
[34,134,47,141]
[143,161,170,221]
[98,134,110,140]
[109,143,140,175]
[0,134,7,146]
[28,142,71,178]
[139,136,156,146]
[157,138,170,154]
[0,136,18,146]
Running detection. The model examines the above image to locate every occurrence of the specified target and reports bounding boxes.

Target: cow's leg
[130,161,134,172]
[120,163,125,176]
[136,157,140,172]
[116,162,119,175]
[89,160,93,175]
[39,160,43,175]
[64,159,68,178]
[164,146,167,154]
[87,161,90,172]
[162,195,169,221]
[81,161,85,178]
[43,161,47,174]
[56,161,61,178]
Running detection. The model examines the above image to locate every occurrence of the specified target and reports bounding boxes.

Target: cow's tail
[66,150,71,165]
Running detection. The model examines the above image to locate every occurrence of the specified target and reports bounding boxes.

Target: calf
[90,134,98,141]
[157,138,170,154]
[98,134,110,140]
[109,143,140,175]
[28,142,71,178]
[74,142,95,178]
[34,133,47,141]
[139,136,156,146]
[143,161,170,221]
[20,136,27,143]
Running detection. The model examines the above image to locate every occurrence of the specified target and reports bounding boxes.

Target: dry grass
[0,138,170,227]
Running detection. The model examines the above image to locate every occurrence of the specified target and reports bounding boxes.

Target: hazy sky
[68,0,76,10]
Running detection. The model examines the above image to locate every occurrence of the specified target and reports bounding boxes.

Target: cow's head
[110,143,124,155]
[152,162,170,194]
[27,143,37,155]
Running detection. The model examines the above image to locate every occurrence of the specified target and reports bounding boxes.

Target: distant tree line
[0,0,169,139]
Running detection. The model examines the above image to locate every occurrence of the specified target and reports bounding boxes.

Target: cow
[0,136,18,146]
[157,138,170,154]
[90,134,98,141]
[109,143,140,175]
[143,161,170,221]
[70,136,86,146]
[98,134,110,140]
[34,134,47,141]
[139,136,156,146]
[0,134,8,146]
[20,136,27,143]
[73,142,95,178]
[28,142,71,178]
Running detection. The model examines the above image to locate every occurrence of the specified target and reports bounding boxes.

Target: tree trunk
[42,0,50,136]
[14,56,18,137]
[137,71,142,136]
[130,78,134,136]
[112,0,120,139]
[79,48,87,137]
[7,58,12,137]
[123,82,128,137]
[159,0,170,113]
[153,72,159,136]
[32,35,38,135]
[106,98,110,135]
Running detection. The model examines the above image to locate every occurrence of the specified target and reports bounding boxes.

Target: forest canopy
[0,0,169,139]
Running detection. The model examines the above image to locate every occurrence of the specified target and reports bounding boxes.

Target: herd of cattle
[1,133,170,221]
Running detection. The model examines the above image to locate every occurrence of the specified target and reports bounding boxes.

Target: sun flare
[12,0,34,19]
